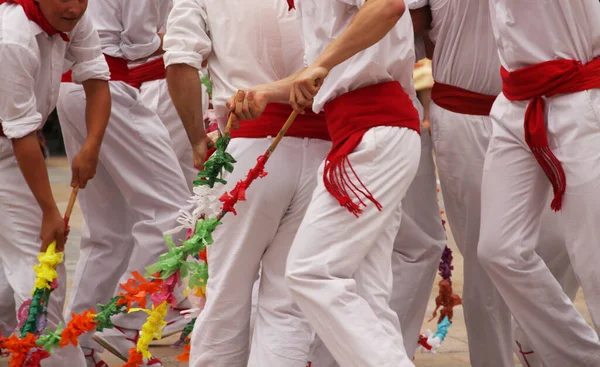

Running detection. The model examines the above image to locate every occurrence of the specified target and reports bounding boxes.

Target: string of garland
[0,131,235,366]
[0,125,284,366]
[418,220,463,353]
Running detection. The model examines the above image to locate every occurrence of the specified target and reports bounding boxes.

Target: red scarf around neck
[501,57,600,211]
[287,0,294,11]
[0,0,70,42]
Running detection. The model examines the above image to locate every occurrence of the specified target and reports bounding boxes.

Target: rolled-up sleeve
[120,0,162,60]
[0,43,43,139]
[405,0,429,9]
[66,13,110,84]
[163,0,211,70]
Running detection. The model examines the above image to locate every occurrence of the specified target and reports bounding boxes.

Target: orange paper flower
[122,347,144,367]
[176,342,191,362]
[3,333,37,367]
[117,271,163,310]
[60,309,98,347]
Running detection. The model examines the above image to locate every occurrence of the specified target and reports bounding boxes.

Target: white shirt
[296,0,419,113]
[0,4,109,139]
[489,0,600,71]
[416,0,501,95]
[164,0,305,129]
[87,0,163,61]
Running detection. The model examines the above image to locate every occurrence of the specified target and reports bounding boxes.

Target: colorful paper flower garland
[418,220,462,354]
[1,111,298,366]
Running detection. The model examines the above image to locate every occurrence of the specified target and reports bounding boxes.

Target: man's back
[166,0,305,127]
[489,0,600,70]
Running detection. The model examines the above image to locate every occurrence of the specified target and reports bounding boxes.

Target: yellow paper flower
[32,241,64,293]
[131,302,168,359]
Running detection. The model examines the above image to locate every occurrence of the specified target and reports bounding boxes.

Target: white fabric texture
[189,137,331,367]
[286,126,421,367]
[0,140,86,366]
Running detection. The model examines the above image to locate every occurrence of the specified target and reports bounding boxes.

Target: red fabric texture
[501,57,600,211]
[0,0,69,41]
[287,0,294,10]
[322,81,421,217]
[128,58,166,89]
[431,82,497,116]
[62,55,130,83]
[230,103,330,141]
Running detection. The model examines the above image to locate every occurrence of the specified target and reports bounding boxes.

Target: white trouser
[512,203,579,367]
[57,81,190,347]
[138,79,197,189]
[286,126,421,367]
[0,259,16,336]
[0,139,86,366]
[430,101,583,367]
[189,136,331,367]
[478,91,600,366]
[307,128,446,366]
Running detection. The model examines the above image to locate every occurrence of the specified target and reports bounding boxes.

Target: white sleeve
[120,0,162,60]
[405,0,429,10]
[163,0,211,70]
[335,0,367,7]
[0,44,43,139]
[65,13,110,83]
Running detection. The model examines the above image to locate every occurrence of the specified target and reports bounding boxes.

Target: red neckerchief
[0,0,70,41]
[287,0,295,10]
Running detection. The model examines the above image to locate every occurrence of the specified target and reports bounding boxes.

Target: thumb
[70,166,79,188]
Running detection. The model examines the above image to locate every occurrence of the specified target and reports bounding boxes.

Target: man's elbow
[385,0,406,18]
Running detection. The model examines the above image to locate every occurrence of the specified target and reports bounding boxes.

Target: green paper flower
[36,323,64,353]
[194,134,236,188]
[94,296,127,331]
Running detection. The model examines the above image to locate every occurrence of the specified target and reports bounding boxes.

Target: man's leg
[287,126,420,367]
[249,138,331,367]
[0,141,86,367]
[478,94,600,366]
[430,103,514,366]
[190,138,306,366]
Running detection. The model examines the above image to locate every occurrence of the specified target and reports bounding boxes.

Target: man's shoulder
[0,4,37,50]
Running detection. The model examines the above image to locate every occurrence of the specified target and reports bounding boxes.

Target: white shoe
[92,327,163,366]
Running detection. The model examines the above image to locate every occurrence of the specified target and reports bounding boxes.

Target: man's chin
[55,19,79,33]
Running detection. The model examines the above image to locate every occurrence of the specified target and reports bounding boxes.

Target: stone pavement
[1,157,593,366]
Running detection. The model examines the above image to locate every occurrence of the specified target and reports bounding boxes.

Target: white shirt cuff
[2,113,43,139]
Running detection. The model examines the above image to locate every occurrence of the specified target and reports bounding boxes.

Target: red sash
[62,55,130,83]
[431,82,497,116]
[501,57,600,211]
[323,81,421,217]
[230,103,330,141]
[128,58,166,89]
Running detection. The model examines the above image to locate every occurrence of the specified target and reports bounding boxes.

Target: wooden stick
[225,113,234,134]
[266,110,298,157]
[63,185,79,225]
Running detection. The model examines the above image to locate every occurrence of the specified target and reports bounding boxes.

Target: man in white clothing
[56,0,191,365]
[231,1,424,365]
[478,1,600,365]
[406,1,581,365]
[164,1,331,366]
[0,0,110,365]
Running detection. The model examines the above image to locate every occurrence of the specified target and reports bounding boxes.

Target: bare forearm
[313,0,406,71]
[166,63,206,145]
[418,88,432,121]
[410,6,432,37]
[12,133,57,213]
[82,79,110,152]
[258,68,305,103]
